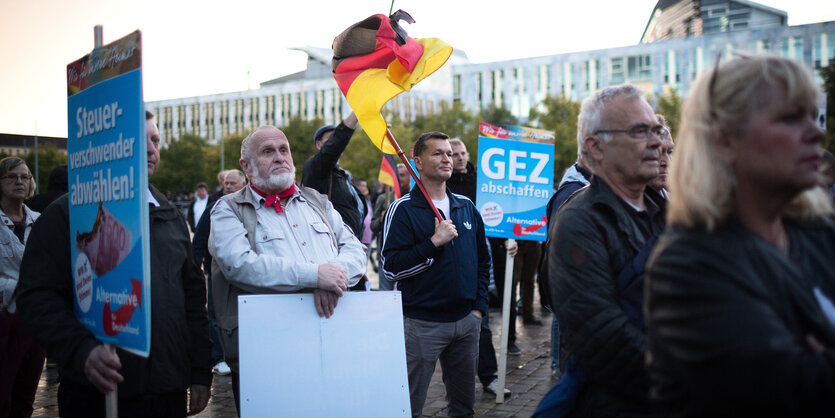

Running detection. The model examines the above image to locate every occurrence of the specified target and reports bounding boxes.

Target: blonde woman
[0,157,42,417]
[645,56,835,416]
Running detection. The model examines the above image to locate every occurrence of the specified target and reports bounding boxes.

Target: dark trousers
[206,273,224,364]
[488,237,519,345]
[57,381,186,418]
[0,310,44,418]
[477,314,498,386]
[513,241,542,320]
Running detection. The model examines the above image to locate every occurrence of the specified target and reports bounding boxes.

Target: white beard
[250,164,296,192]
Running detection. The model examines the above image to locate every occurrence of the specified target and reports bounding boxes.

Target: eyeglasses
[1,174,32,182]
[594,123,670,141]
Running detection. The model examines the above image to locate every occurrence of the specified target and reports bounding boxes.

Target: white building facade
[146,1,834,145]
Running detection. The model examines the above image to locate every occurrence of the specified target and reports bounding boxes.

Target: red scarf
[250,183,296,213]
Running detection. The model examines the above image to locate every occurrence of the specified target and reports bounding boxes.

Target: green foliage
[341,128,383,183]
[145,98,605,195]
[654,89,683,139]
[280,115,325,182]
[152,134,211,195]
[821,66,835,156]
[528,94,581,181]
[23,145,67,193]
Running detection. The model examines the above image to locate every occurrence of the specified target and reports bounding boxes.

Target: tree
[23,145,68,194]
[528,94,581,180]
[278,115,324,183]
[654,89,683,139]
[152,134,211,195]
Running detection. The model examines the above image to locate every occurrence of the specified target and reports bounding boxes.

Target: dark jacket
[187,195,213,232]
[16,187,212,398]
[646,217,835,417]
[548,177,664,416]
[381,186,490,322]
[192,198,220,273]
[446,162,477,202]
[301,122,367,238]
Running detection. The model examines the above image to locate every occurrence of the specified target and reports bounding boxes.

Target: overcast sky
[1,0,833,137]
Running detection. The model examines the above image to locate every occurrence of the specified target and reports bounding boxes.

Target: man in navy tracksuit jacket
[381,132,490,417]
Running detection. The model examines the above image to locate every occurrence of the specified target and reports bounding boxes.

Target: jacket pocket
[254,229,283,254]
[310,222,335,250]
[0,235,14,258]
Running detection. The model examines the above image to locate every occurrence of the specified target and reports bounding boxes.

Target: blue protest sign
[66,31,151,357]
[475,122,554,242]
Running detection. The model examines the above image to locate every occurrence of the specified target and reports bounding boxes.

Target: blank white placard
[238,291,411,417]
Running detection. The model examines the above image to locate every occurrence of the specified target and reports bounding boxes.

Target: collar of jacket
[408,184,466,211]
[234,183,308,209]
[149,185,181,221]
[585,176,663,242]
[0,204,37,227]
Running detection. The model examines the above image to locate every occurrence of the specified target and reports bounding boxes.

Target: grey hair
[241,131,255,162]
[576,84,644,159]
[226,169,246,183]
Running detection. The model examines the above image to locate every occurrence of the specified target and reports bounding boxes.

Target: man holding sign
[16,112,212,417]
[209,125,366,413]
[381,132,490,417]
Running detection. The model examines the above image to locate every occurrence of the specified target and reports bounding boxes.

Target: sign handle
[93,26,119,418]
[496,239,515,403]
[104,343,119,418]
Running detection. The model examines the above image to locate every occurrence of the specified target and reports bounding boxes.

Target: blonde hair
[668,55,832,229]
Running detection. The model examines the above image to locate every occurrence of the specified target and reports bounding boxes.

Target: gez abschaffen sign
[475,122,555,242]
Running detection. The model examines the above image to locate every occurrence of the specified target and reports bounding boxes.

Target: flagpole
[385,129,444,222]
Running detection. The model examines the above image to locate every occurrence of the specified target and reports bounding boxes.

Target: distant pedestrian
[187,182,210,232]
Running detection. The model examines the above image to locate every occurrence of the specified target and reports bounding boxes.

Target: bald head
[240,125,296,193]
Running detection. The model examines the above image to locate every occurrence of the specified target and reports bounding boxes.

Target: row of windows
[153,88,437,142]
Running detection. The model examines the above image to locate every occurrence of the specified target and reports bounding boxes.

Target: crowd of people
[1,54,834,417]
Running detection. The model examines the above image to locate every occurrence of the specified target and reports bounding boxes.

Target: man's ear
[240,159,251,177]
[413,156,423,172]
[584,136,603,162]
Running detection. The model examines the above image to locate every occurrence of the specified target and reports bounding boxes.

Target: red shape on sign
[102,279,142,336]
[512,216,547,237]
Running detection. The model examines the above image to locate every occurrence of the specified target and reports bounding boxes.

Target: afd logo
[463,221,472,230]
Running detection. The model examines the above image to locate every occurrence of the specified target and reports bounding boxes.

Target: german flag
[377,154,402,198]
[332,10,453,154]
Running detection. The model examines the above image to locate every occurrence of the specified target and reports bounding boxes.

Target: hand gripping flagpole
[384,129,444,222]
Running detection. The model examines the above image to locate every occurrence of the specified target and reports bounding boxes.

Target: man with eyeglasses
[542,85,665,416]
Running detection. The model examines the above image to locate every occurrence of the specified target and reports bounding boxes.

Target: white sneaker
[483,379,511,396]
[213,361,231,376]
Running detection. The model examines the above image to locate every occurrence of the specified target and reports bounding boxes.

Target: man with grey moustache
[209,125,367,414]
